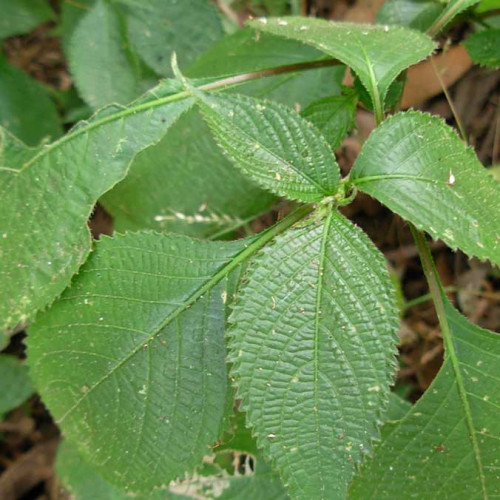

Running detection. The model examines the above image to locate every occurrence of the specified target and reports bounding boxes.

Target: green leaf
[0,80,194,332]
[116,0,223,77]
[477,0,500,12]
[57,441,184,500]
[465,29,500,68]
[250,0,292,15]
[376,0,444,32]
[101,107,275,236]
[386,392,412,421]
[27,205,312,492]
[68,0,140,109]
[58,411,288,499]
[60,0,96,54]
[428,0,480,36]
[0,355,33,416]
[28,232,250,492]
[229,210,399,499]
[0,0,54,39]
[350,111,500,267]
[186,27,345,109]
[300,88,358,151]
[195,412,289,500]
[249,17,435,121]
[196,92,340,202]
[0,56,62,146]
[350,299,500,498]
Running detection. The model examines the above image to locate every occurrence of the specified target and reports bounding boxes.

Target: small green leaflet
[249,17,435,121]
[186,26,345,109]
[229,210,399,499]
[0,80,193,332]
[116,0,223,77]
[0,55,62,146]
[101,107,275,237]
[351,111,500,267]
[0,355,33,416]
[68,0,141,109]
[428,0,480,36]
[301,89,358,151]
[0,0,54,39]
[350,298,500,498]
[195,92,340,202]
[28,232,250,492]
[465,29,500,68]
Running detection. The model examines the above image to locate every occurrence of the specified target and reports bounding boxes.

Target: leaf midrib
[57,205,314,424]
[312,210,334,499]
[414,229,488,498]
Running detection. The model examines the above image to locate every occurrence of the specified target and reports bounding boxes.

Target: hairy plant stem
[22,58,340,172]
[200,59,341,92]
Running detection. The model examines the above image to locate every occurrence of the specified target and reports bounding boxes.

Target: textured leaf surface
[229,210,399,499]
[197,412,289,500]
[351,111,500,267]
[0,80,193,332]
[68,0,140,109]
[0,355,33,416]
[58,412,288,500]
[386,393,412,421]
[57,442,183,500]
[0,56,62,146]
[0,0,53,39]
[197,92,340,202]
[28,232,250,492]
[101,107,274,236]
[465,29,500,68]
[350,299,500,498]
[301,89,358,151]
[117,0,223,76]
[249,17,435,118]
[376,0,444,32]
[186,27,344,109]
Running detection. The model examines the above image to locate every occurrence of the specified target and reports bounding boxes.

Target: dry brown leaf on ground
[0,439,59,500]
[402,45,473,109]
[342,0,385,22]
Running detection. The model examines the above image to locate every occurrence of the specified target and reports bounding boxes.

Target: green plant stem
[427,0,468,37]
[22,58,340,172]
[430,57,468,143]
[411,226,450,341]
[410,224,487,497]
[374,98,384,126]
[402,286,457,312]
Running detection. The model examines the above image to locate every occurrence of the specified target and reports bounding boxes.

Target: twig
[430,56,468,143]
